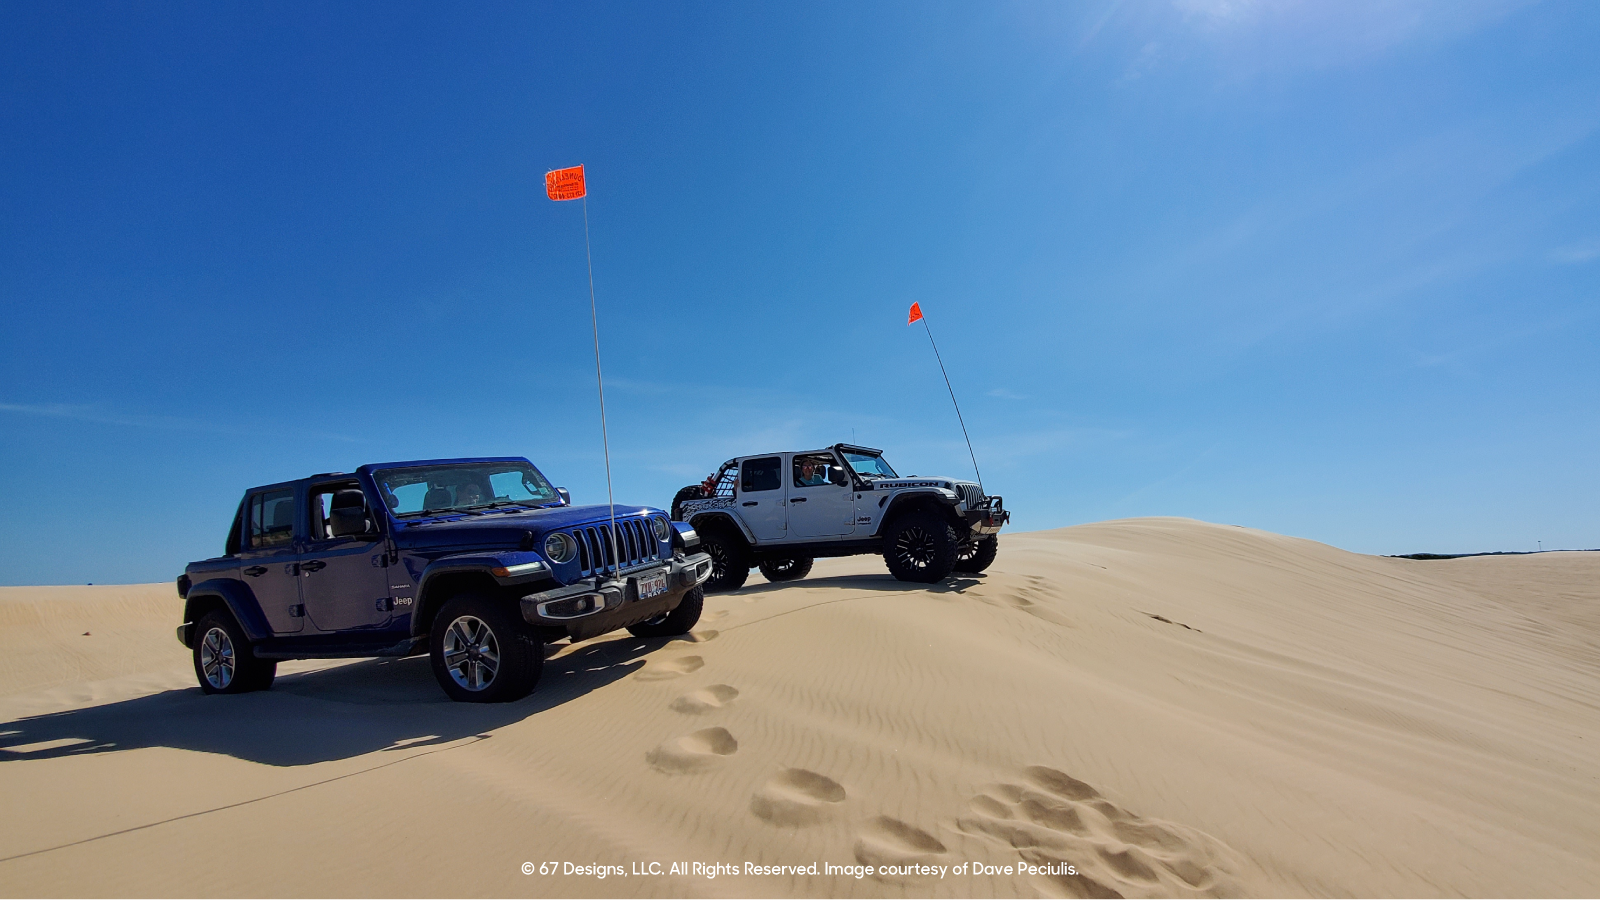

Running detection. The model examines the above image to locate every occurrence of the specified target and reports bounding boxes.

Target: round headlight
[544,532,576,564]
[651,516,670,542]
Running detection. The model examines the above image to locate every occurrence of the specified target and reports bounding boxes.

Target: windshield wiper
[403,507,483,519]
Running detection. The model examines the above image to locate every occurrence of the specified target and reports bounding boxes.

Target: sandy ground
[1,517,1597,898]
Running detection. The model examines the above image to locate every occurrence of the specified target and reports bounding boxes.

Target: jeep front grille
[958,484,985,509]
[571,517,662,577]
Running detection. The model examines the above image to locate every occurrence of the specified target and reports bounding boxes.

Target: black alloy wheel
[883,510,958,583]
[699,527,750,592]
[757,557,814,582]
[953,535,999,573]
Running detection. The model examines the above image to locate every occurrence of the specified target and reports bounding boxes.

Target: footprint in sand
[750,768,846,826]
[670,684,740,714]
[853,816,948,879]
[955,765,1242,899]
[635,655,705,681]
[645,727,738,773]
[702,609,730,621]
[672,629,719,643]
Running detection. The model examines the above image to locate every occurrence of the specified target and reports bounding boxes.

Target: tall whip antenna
[581,195,622,575]
[547,165,620,576]
[909,303,982,492]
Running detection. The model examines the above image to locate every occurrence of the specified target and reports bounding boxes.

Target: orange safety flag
[907,302,923,325]
[545,165,586,201]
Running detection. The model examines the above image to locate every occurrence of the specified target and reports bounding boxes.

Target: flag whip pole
[918,309,983,493]
[580,195,621,575]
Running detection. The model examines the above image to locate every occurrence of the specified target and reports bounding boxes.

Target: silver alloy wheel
[441,615,500,691]
[200,626,236,689]
[895,526,936,570]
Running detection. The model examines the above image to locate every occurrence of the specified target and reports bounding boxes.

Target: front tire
[429,593,543,703]
[193,610,276,694]
[758,557,813,582]
[628,586,704,638]
[883,510,959,583]
[699,525,750,592]
[954,535,999,573]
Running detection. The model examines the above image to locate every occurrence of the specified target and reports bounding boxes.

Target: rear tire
[758,557,813,582]
[429,593,543,703]
[883,510,959,583]
[953,535,999,573]
[193,610,276,694]
[699,525,750,592]
[628,586,704,638]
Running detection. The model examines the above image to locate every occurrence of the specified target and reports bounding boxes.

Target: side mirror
[556,487,571,505]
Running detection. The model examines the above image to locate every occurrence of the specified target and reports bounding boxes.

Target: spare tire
[671,485,705,521]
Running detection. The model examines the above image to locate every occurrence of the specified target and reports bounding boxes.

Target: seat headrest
[331,489,366,511]
[268,498,295,529]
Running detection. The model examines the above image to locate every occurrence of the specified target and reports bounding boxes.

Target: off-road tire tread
[954,535,999,573]
[699,525,750,592]
[628,586,705,638]
[193,610,276,695]
[883,510,960,583]
[429,592,543,703]
[758,557,814,582]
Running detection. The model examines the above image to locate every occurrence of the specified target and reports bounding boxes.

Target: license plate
[636,572,668,599]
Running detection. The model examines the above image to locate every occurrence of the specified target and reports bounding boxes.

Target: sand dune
[2,518,1597,897]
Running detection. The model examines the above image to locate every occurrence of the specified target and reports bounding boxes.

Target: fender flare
[180,579,272,647]
[409,551,549,638]
[686,511,756,547]
[875,490,962,537]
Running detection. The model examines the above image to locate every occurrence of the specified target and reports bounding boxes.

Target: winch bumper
[520,551,713,642]
[964,496,1011,536]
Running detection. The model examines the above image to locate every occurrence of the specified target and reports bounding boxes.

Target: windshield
[843,451,897,478]
[373,462,559,516]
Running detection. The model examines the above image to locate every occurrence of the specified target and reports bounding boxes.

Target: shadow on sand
[0,634,678,768]
[730,571,987,597]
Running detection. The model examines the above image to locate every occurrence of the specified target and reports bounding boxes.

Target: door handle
[790,497,807,503]
[243,566,267,577]
[301,560,327,572]
[742,501,758,507]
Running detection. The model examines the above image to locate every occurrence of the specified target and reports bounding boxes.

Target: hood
[392,503,662,550]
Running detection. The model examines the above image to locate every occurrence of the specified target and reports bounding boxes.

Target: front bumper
[519,551,713,642]
[964,496,1011,536]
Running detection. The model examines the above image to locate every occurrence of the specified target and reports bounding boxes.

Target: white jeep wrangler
[670,443,1010,590]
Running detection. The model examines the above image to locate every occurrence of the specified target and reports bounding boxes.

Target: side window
[309,484,368,541]
[740,456,782,493]
[248,489,296,549]
[793,453,844,488]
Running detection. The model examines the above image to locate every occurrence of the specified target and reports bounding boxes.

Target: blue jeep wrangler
[176,457,712,702]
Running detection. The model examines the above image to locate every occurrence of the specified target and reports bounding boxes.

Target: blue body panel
[181,457,675,651]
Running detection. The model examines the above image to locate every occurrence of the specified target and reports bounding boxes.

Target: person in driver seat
[457,483,486,506]
[796,458,829,487]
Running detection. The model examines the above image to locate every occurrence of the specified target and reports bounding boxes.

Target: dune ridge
[2,518,1597,897]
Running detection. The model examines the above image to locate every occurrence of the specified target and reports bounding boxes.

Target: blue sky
[3,0,1597,585]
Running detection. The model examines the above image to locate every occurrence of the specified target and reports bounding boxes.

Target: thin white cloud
[0,401,357,442]
[1169,0,1533,71]
[1549,239,1600,265]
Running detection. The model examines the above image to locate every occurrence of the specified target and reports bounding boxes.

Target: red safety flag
[907,302,923,325]
[545,165,586,201]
